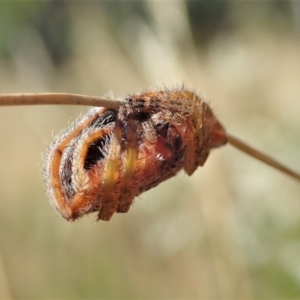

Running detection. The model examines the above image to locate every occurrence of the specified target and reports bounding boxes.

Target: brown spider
[43,88,227,221]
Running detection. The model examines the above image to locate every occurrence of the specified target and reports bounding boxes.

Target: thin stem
[0,93,126,109]
[227,134,300,182]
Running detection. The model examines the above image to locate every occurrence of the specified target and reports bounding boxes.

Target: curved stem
[0,93,126,109]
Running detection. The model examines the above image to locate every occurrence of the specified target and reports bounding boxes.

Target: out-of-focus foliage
[1,0,300,299]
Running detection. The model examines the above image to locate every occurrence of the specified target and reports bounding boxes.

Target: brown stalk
[0,92,299,182]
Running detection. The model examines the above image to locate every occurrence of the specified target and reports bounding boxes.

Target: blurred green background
[1,1,300,299]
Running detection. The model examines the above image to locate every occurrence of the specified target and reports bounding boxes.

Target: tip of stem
[227,134,300,183]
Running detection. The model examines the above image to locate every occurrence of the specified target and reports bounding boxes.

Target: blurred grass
[1,1,300,299]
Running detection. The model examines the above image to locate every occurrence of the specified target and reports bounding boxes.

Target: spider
[43,88,227,221]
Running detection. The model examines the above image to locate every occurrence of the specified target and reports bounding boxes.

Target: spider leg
[67,127,112,220]
[45,108,107,219]
[97,111,124,221]
[117,104,139,213]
